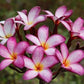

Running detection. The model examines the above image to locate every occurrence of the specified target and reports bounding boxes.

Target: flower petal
[23,56,34,69]
[32,47,44,64]
[55,49,63,63]
[14,41,29,55]
[45,48,56,55]
[18,12,28,23]
[4,19,15,36]
[34,15,46,24]
[0,59,13,71]
[55,5,67,18]
[46,35,65,47]
[0,24,5,37]
[60,43,69,59]
[24,25,33,30]
[28,6,41,22]
[0,45,10,58]
[23,70,38,80]
[70,64,84,75]
[26,45,37,54]
[7,37,17,54]
[13,55,24,68]
[38,25,49,44]
[41,56,58,68]
[79,30,84,40]
[67,50,84,64]
[26,34,40,45]
[0,39,8,45]
[72,17,83,32]
[39,69,52,83]
[64,10,73,17]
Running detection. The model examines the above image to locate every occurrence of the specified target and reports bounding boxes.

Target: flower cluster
[0,6,84,83]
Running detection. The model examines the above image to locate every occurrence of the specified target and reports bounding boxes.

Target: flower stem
[53,23,58,34]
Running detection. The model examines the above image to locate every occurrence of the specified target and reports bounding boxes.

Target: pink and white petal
[39,69,52,83]
[55,49,63,63]
[60,43,69,59]
[26,34,40,45]
[4,19,14,35]
[79,30,84,40]
[43,10,54,17]
[0,45,10,58]
[23,70,38,80]
[41,56,58,68]
[14,41,29,55]
[72,17,83,32]
[46,35,65,47]
[13,55,24,68]
[64,10,73,17]
[28,6,41,22]
[61,21,71,31]
[0,59,13,71]
[24,24,33,30]
[32,47,44,64]
[34,15,46,24]
[0,24,5,37]
[11,24,16,35]
[0,38,8,45]
[0,20,5,24]
[7,37,17,54]
[26,45,37,54]
[45,48,56,55]
[55,5,67,18]
[17,12,28,23]
[38,25,49,44]
[23,56,35,69]
[70,64,84,75]
[67,50,84,64]
[15,21,24,25]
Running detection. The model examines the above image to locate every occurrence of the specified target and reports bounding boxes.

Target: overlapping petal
[0,24,5,37]
[23,70,38,80]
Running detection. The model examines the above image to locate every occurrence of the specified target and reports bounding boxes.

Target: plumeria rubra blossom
[17,6,46,30]
[26,25,65,55]
[0,19,16,45]
[0,37,29,70]
[43,5,73,24]
[56,43,84,75]
[23,47,58,83]
[62,17,84,40]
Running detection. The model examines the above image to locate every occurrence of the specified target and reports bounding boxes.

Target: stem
[53,23,58,34]
[39,79,46,84]
[30,27,37,36]
[67,36,72,48]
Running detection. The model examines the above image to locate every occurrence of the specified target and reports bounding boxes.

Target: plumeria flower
[17,6,46,30]
[0,37,29,71]
[26,25,65,55]
[0,18,16,45]
[23,47,58,83]
[56,43,84,75]
[61,17,84,40]
[43,5,73,24]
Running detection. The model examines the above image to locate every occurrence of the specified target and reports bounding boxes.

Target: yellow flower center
[27,21,33,25]
[5,34,12,38]
[41,42,49,50]
[63,58,70,67]
[34,63,43,72]
[10,53,17,60]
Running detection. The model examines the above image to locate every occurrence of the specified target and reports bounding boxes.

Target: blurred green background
[0,0,84,84]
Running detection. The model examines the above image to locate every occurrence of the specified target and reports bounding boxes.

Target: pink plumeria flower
[26,25,65,55]
[56,43,84,75]
[0,18,16,45]
[17,6,46,30]
[0,37,29,71]
[62,17,84,40]
[43,5,73,24]
[23,47,58,83]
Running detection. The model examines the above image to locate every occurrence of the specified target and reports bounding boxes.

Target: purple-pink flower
[56,43,84,75]
[62,17,84,40]
[0,37,29,70]
[26,25,65,55]
[0,19,16,45]
[17,6,46,30]
[23,47,58,83]
[44,5,73,24]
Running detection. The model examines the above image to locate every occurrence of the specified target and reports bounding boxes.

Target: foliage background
[0,0,84,84]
